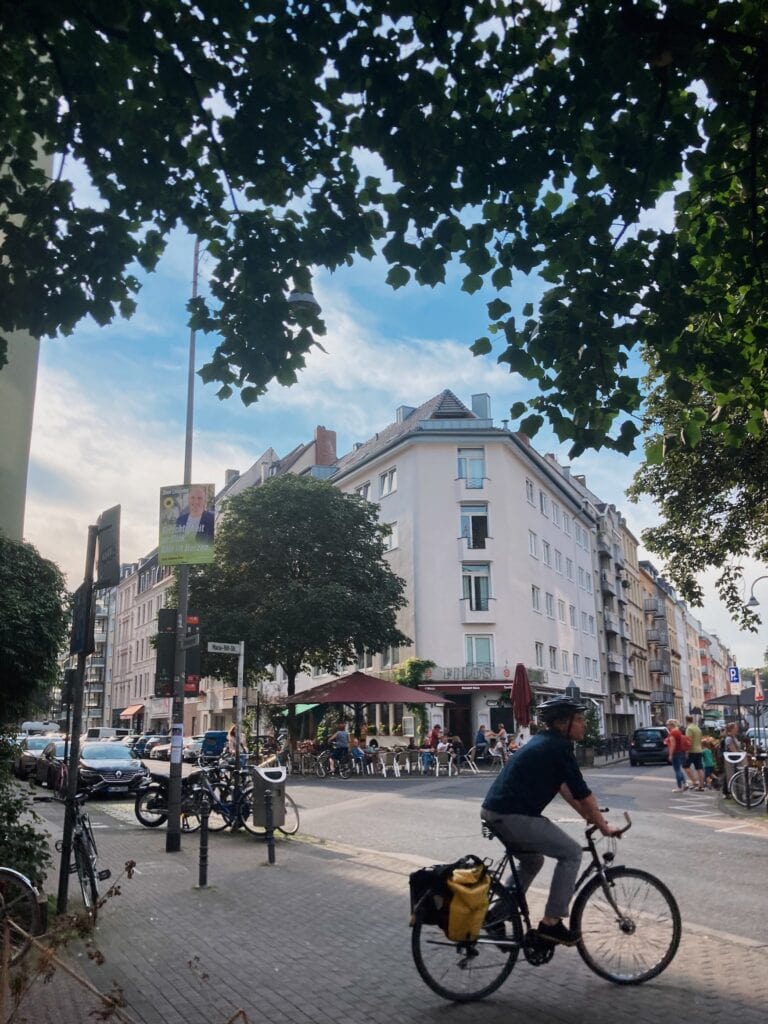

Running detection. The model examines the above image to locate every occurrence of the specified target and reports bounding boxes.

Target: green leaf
[471,336,492,355]
[487,298,512,320]
[386,265,411,289]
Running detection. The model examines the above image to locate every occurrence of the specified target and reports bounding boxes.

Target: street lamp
[747,575,768,608]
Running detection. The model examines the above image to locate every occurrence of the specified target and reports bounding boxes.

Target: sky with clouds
[22,220,767,671]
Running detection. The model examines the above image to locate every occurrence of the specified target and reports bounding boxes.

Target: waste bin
[250,764,286,828]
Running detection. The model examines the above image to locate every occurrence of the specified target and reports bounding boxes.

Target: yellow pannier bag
[445,861,491,942]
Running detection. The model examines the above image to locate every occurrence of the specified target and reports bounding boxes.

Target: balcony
[612,545,625,568]
[607,652,623,673]
[604,612,619,634]
[458,534,495,559]
[623,657,634,679]
[644,597,660,614]
[597,533,611,556]
[648,659,669,674]
[600,572,616,596]
[646,627,660,643]
[460,599,496,625]
[618,618,629,639]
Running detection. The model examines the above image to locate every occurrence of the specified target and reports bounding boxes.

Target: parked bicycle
[410,811,680,1003]
[728,751,768,808]
[0,867,43,966]
[189,766,300,837]
[55,793,111,923]
[134,770,208,831]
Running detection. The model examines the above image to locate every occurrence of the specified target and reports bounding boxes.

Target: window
[549,645,559,671]
[569,604,577,628]
[531,585,541,612]
[542,540,551,566]
[566,557,574,581]
[463,563,490,611]
[384,522,398,550]
[554,549,563,574]
[585,572,593,595]
[563,513,571,536]
[561,651,570,673]
[535,641,544,667]
[545,592,555,618]
[539,490,550,517]
[355,481,371,500]
[592,658,599,679]
[379,467,397,496]
[356,648,374,670]
[573,653,581,677]
[575,523,583,547]
[581,611,589,632]
[558,599,566,623]
[552,503,561,527]
[525,478,535,504]
[589,614,596,635]
[466,635,493,666]
[457,448,485,489]
[528,531,538,557]
[578,566,585,589]
[460,504,488,549]
[381,645,397,668]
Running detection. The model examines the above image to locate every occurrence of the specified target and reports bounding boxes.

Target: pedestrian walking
[683,715,706,790]
[665,719,689,793]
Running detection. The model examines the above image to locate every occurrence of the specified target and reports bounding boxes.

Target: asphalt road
[106,758,767,944]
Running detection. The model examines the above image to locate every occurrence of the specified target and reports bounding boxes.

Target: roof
[283,671,452,705]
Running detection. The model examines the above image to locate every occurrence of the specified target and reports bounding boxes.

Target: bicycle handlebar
[585,810,631,839]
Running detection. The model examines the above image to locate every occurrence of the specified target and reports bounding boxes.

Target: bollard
[265,788,276,865]
[198,795,210,888]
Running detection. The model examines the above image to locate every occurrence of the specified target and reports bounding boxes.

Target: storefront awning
[119,703,145,719]
[279,704,318,717]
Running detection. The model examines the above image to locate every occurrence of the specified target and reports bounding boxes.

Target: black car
[35,739,68,788]
[629,727,670,766]
[131,733,164,759]
[78,741,149,797]
[142,735,171,760]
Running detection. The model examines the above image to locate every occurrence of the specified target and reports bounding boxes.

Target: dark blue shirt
[482,730,591,817]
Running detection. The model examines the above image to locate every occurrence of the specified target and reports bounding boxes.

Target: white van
[85,727,129,740]
[21,720,61,735]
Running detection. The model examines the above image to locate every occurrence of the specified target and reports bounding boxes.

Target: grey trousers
[481,809,582,920]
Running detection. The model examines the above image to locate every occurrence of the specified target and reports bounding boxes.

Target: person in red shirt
[665,719,689,793]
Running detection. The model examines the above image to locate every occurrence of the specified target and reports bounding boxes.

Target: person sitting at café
[421,726,441,772]
[474,724,489,761]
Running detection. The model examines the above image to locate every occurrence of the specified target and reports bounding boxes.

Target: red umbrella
[512,663,533,728]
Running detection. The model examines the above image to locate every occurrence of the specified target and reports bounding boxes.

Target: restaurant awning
[279,704,318,717]
[119,703,145,719]
[283,671,452,705]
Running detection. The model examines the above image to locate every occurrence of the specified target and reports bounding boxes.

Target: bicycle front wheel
[730,767,767,808]
[571,867,681,984]
[411,880,521,1003]
[74,837,99,923]
[0,867,41,966]
[278,794,300,835]
[134,786,168,828]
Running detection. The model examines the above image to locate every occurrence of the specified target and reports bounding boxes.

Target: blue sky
[24,223,767,669]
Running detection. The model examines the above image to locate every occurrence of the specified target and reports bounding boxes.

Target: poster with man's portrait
[158,483,215,565]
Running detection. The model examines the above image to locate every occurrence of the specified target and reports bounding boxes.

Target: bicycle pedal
[69,863,79,874]
[97,868,111,881]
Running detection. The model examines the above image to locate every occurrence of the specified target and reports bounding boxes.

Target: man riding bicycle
[481,696,619,946]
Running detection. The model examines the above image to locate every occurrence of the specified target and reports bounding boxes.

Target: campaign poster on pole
[158,484,215,565]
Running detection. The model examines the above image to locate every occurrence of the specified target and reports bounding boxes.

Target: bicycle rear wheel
[411,880,520,1003]
[730,767,767,808]
[74,836,99,923]
[134,786,168,827]
[278,794,300,835]
[0,867,41,966]
[571,867,680,984]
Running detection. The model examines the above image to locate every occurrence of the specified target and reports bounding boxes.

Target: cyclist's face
[566,713,586,741]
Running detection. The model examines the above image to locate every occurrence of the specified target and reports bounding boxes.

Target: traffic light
[184,614,201,696]
[154,607,176,697]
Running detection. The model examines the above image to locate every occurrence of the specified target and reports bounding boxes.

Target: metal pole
[167,236,199,854]
[198,795,210,888]
[57,525,97,914]
[265,788,276,865]
[234,641,244,804]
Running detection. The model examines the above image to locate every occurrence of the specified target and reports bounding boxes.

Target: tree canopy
[0,532,69,726]
[187,474,410,701]
[2,2,766,453]
[628,373,768,628]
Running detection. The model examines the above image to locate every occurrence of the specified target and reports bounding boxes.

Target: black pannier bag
[409,854,490,942]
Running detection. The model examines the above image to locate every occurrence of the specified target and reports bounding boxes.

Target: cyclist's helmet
[537,696,588,724]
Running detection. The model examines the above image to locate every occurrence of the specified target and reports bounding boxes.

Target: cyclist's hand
[599,822,622,837]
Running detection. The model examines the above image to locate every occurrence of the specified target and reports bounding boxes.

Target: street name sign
[208,641,240,654]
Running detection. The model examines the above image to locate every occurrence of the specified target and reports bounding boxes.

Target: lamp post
[164,258,321,853]
[747,576,768,608]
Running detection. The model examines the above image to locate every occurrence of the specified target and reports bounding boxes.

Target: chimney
[471,393,491,419]
[224,469,239,487]
[574,474,586,485]
[396,405,416,423]
[516,431,530,446]
[314,425,337,466]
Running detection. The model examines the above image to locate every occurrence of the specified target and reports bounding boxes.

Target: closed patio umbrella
[512,663,533,728]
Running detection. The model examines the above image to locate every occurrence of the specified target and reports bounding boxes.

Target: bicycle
[55,793,111,923]
[410,812,681,1003]
[190,767,300,837]
[0,867,42,966]
[314,748,351,779]
[134,770,209,832]
[728,751,768,808]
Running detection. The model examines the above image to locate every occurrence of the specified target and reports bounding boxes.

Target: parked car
[131,733,164,759]
[78,741,149,797]
[149,740,173,760]
[14,735,60,779]
[183,736,205,763]
[745,727,768,751]
[629,726,670,766]
[118,734,140,751]
[35,738,68,788]
[143,735,171,760]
